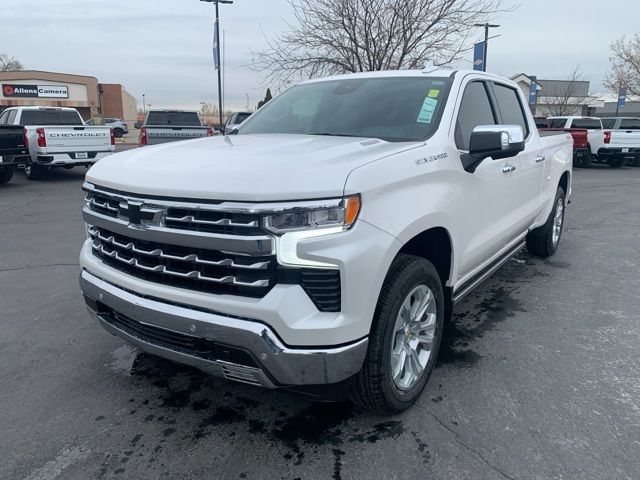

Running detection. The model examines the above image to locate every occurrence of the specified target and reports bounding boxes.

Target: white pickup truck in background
[548,116,640,167]
[80,69,572,413]
[600,117,640,167]
[1,106,115,180]
[134,110,213,146]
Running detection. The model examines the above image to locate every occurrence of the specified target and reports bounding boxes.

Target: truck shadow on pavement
[97,252,549,479]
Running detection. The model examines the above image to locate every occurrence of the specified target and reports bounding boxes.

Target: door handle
[535,155,546,163]
[502,164,516,173]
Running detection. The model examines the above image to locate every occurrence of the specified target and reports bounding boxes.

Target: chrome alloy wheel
[552,197,564,246]
[390,285,437,390]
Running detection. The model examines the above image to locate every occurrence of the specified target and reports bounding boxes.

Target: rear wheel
[526,187,565,258]
[113,128,124,138]
[608,157,624,168]
[351,254,444,414]
[0,167,14,184]
[629,156,640,167]
[25,162,46,180]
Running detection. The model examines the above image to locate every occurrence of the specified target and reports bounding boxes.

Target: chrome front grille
[84,187,264,236]
[89,226,273,296]
[83,183,341,310]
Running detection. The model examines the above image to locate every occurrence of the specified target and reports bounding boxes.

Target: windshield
[146,111,201,126]
[239,76,452,142]
[20,109,82,126]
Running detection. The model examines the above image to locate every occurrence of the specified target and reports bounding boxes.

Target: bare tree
[0,54,23,71]
[604,35,640,97]
[199,102,219,116]
[252,0,508,86]
[542,66,588,117]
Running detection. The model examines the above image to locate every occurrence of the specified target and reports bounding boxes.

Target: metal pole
[142,94,146,115]
[215,2,223,127]
[483,24,489,72]
[615,85,620,115]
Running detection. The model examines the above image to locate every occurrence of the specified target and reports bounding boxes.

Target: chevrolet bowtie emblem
[119,201,164,227]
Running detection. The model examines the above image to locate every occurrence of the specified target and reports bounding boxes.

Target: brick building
[0,70,137,124]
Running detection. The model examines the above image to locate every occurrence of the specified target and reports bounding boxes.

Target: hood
[86,134,420,201]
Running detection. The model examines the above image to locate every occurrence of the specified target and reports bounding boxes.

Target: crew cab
[0,117,29,184]
[135,110,213,146]
[548,116,639,167]
[79,70,572,413]
[1,106,115,180]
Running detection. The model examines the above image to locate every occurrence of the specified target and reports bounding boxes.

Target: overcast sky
[1,0,637,110]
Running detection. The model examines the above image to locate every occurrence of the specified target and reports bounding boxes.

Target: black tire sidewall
[376,258,445,411]
[114,128,124,138]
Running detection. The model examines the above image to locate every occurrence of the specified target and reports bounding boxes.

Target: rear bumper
[79,270,368,387]
[597,147,640,158]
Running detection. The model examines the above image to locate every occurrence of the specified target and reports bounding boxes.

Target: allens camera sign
[2,84,69,99]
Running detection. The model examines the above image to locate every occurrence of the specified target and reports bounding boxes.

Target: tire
[608,157,624,168]
[25,162,45,180]
[579,151,593,168]
[351,254,445,414]
[0,167,14,184]
[113,128,124,138]
[628,156,640,167]
[526,187,565,258]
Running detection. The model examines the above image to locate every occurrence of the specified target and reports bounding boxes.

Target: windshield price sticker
[417,97,438,123]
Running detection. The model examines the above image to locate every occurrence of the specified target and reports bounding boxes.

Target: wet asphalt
[1,165,639,480]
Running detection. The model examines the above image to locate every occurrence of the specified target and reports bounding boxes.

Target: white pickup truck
[79,69,572,413]
[1,106,115,179]
[548,116,640,167]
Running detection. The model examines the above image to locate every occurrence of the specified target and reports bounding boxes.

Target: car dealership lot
[1,167,639,480]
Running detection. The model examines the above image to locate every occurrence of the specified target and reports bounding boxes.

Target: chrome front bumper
[80,270,368,388]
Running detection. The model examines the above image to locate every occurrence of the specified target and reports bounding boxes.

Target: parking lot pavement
[1,165,639,480]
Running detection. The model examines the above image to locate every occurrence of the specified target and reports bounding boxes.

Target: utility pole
[201,0,233,127]
[142,94,146,115]
[474,23,500,72]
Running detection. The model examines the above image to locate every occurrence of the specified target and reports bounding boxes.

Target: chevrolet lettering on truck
[79,69,572,413]
[1,106,115,180]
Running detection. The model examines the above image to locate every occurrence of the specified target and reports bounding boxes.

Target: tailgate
[43,126,112,152]
[145,126,209,144]
[610,131,640,147]
[0,126,28,156]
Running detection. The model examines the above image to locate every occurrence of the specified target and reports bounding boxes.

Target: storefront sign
[2,84,69,98]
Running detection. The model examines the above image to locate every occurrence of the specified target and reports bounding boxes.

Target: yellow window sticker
[428,89,440,98]
[417,97,438,123]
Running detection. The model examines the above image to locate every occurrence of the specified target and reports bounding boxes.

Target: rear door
[490,81,545,231]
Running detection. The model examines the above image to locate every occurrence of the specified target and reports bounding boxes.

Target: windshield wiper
[309,132,359,137]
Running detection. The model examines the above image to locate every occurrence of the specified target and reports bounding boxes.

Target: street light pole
[201,0,233,127]
[245,93,249,111]
[142,94,146,115]
[474,23,500,72]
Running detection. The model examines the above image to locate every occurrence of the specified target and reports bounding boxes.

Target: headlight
[264,195,361,268]
[263,195,360,234]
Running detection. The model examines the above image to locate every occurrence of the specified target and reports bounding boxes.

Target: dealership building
[0,70,137,124]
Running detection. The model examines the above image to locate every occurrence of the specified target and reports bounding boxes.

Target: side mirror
[462,125,525,173]
[133,121,142,129]
[213,124,224,132]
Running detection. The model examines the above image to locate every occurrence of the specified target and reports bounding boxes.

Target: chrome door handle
[502,164,516,173]
[535,155,546,163]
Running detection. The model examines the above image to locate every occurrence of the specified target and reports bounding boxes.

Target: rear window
[570,118,601,129]
[601,119,616,129]
[145,111,201,126]
[20,109,82,126]
[620,119,640,130]
[548,118,567,128]
[534,117,548,128]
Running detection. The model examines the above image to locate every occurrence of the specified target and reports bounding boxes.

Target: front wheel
[351,254,444,414]
[0,167,14,184]
[526,187,565,258]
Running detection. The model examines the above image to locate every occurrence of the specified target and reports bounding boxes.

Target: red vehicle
[538,124,591,167]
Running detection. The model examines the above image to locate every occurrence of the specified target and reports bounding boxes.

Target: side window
[0,110,8,125]
[455,82,496,150]
[620,119,640,130]
[7,110,18,124]
[492,83,529,137]
[601,118,616,129]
